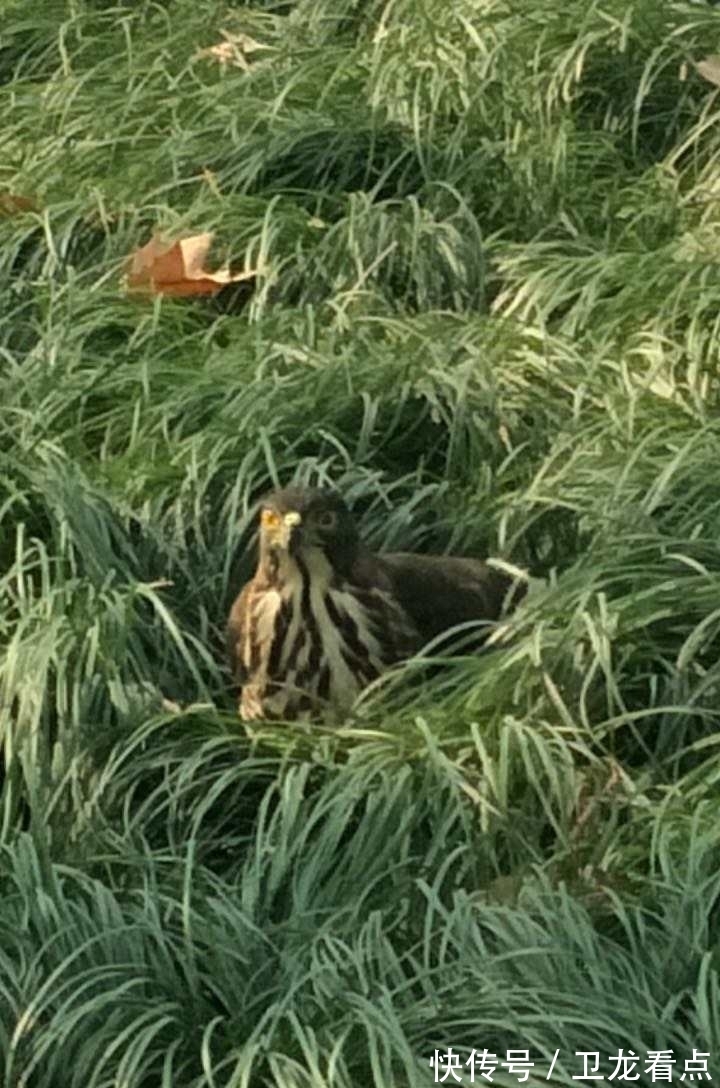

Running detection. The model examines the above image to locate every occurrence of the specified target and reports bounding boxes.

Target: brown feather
[227,581,252,684]
[364,551,525,648]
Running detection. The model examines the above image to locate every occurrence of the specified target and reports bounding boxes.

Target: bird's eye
[316,510,337,531]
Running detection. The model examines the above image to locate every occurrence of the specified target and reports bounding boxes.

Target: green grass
[1,0,720,1083]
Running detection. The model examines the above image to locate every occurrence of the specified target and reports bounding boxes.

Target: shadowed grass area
[1,0,720,1083]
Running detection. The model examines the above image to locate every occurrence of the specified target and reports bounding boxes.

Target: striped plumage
[228,486,525,721]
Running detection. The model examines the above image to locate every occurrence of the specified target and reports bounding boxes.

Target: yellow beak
[260,509,301,550]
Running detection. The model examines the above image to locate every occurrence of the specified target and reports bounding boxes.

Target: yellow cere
[261,509,282,529]
[261,509,302,530]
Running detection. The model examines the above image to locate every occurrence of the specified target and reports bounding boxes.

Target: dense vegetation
[1,0,720,1084]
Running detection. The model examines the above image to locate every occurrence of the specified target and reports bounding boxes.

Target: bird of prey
[227,486,525,721]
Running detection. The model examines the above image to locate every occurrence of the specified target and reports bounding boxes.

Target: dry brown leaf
[196,31,271,70]
[200,41,240,66]
[696,55,720,88]
[0,192,38,216]
[125,232,258,297]
[227,32,268,54]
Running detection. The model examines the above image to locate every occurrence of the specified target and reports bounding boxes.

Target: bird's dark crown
[262,486,350,520]
[259,485,360,574]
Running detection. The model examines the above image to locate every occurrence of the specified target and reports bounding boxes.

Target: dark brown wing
[375,552,526,647]
[227,579,254,684]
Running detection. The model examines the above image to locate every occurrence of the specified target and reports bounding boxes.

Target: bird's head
[258,486,359,577]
